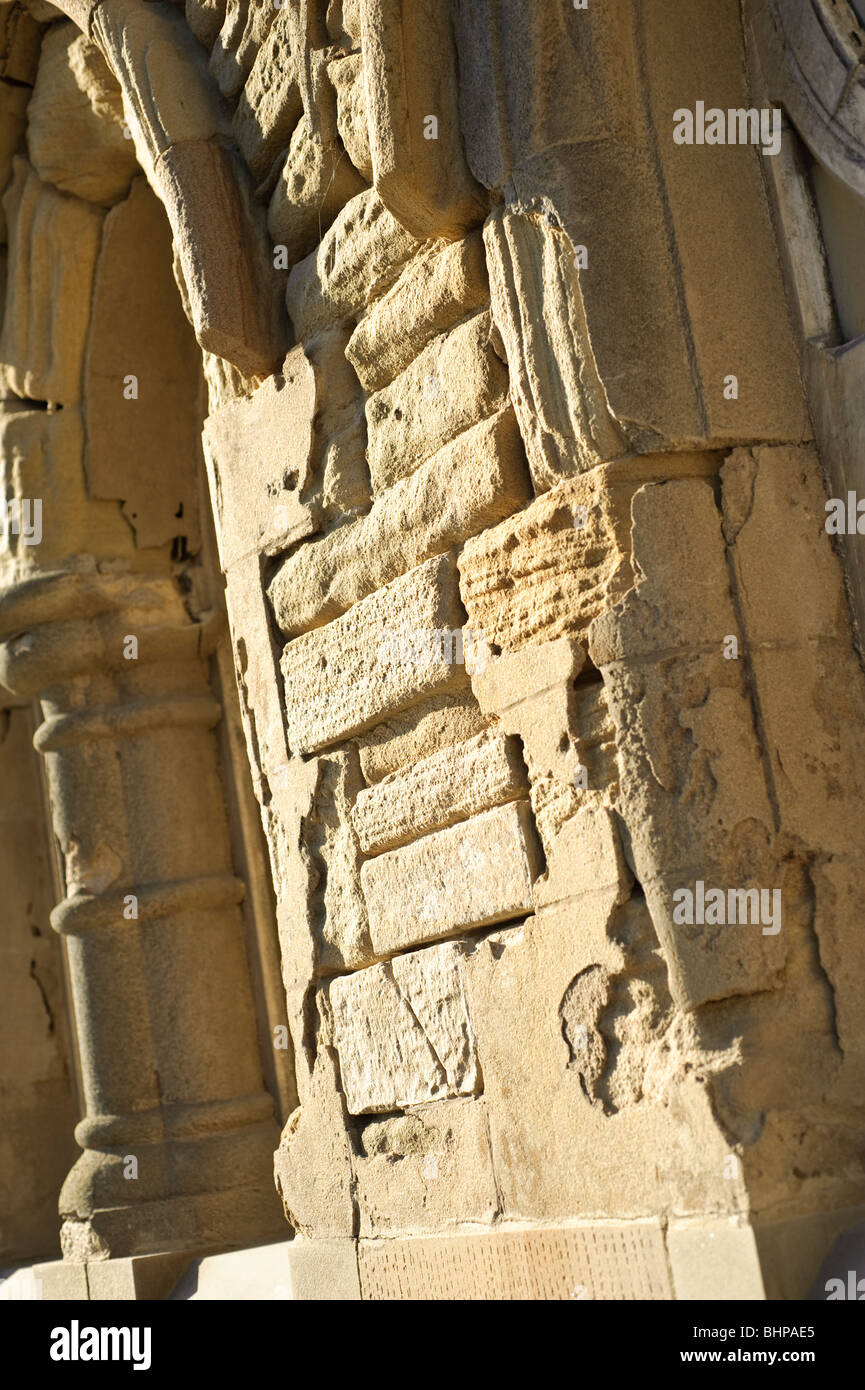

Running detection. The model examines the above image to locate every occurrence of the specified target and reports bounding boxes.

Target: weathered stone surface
[235,29,303,184]
[721,446,865,1100]
[279,552,465,754]
[327,0,362,50]
[470,636,616,858]
[267,115,367,268]
[153,138,285,376]
[0,159,103,404]
[357,1221,674,1299]
[352,731,528,854]
[185,0,227,49]
[269,409,530,636]
[209,0,275,102]
[0,81,29,242]
[359,0,486,238]
[203,345,318,570]
[589,479,785,1010]
[0,1,41,85]
[484,208,627,487]
[274,1045,356,1238]
[328,940,481,1113]
[328,52,372,182]
[285,188,418,340]
[26,23,137,206]
[355,1098,498,1237]
[91,0,229,178]
[84,177,202,549]
[360,800,539,956]
[366,310,509,492]
[306,746,372,971]
[641,0,811,446]
[722,445,865,850]
[0,701,78,1261]
[347,231,488,392]
[459,455,717,654]
[356,688,489,783]
[0,405,137,583]
[232,11,302,183]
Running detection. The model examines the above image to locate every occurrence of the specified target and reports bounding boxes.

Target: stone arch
[49,0,284,376]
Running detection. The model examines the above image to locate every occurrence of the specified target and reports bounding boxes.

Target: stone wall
[1,0,864,1300]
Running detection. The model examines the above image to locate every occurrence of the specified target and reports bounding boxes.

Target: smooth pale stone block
[360,799,539,955]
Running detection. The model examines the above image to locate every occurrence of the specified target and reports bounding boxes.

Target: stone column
[0,565,282,1264]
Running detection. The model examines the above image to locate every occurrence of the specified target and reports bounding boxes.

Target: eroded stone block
[360,800,539,955]
[279,552,465,754]
[459,455,716,654]
[352,730,528,853]
[233,11,302,182]
[366,310,509,492]
[268,408,530,636]
[359,0,486,238]
[328,52,373,182]
[356,688,489,783]
[285,187,418,339]
[355,1098,498,1237]
[328,940,480,1113]
[203,344,318,570]
[26,23,137,207]
[0,159,103,404]
[347,230,489,391]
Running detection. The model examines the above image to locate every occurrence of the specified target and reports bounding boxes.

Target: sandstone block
[640,0,811,445]
[185,0,228,49]
[0,159,103,404]
[268,117,368,270]
[306,747,372,972]
[360,800,539,955]
[328,52,373,181]
[0,0,41,85]
[209,0,275,102]
[274,1046,356,1238]
[352,731,528,853]
[233,12,302,182]
[588,480,783,1010]
[366,310,509,492]
[91,0,229,176]
[153,139,285,377]
[327,0,362,50]
[279,552,465,754]
[484,208,627,487]
[26,23,137,206]
[0,82,29,242]
[268,409,530,636]
[722,446,865,857]
[328,940,481,1113]
[0,406,135,584]
[285,188,418,339]
[203,344,318,570]
[355,1098,498,1237]
[359,0,486,238]
[346,231,489,391]
[84,177,202,549]
[357,1222,673,1300]
[459,454,716,654]
[356,689,489,783]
